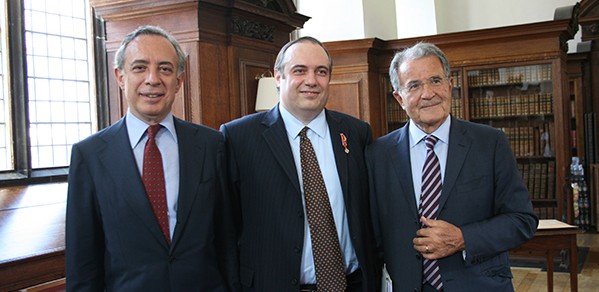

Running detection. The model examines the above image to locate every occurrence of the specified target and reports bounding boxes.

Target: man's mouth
[141,93,163,98]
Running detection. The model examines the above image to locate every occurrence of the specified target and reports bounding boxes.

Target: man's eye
[317,69,329,76]
[408,83,421,91]
[160,67,173,73]
[430,77,443,84]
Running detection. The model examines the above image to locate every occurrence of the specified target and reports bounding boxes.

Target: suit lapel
[440,118,471,212]
[261,107,301,194]
[390,124,419,218]
[171,119,204,248]
[99,118,168,247]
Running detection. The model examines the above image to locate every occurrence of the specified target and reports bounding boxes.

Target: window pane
[25,0,95,169]
[0,1,12,171]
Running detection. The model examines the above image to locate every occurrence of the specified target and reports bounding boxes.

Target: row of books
[467,64,552,87]
[450,71,462,88]
[469,93,553,118]
[497,123,552,157]
[386,98,409,124]
[534,207,558,220]
[518,161,556,201]
[450,98,463,119]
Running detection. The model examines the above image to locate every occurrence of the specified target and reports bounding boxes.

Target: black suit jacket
[66,117,238,291]
[221,106,380,291]
[366,117,538,292]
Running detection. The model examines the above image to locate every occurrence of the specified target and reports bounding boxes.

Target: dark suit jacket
[221,106,380,291]
[66,117,238,291]
[366,117,538,292]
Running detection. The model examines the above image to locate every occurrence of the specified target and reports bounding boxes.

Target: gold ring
[426,245,429,253]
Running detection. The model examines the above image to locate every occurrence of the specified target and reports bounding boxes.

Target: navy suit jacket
[221,106,380,291]
[66,117,239,291]
[366,117,538,292]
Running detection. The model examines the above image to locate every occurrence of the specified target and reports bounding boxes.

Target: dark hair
[388,42,450,91]
[274,36,333,79]
[114,25,186,76]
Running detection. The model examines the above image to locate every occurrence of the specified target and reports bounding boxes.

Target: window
[0,0,98,181]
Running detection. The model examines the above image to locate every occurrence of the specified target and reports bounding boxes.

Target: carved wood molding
[232,16,275,42]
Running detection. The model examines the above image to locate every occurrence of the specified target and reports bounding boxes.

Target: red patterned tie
[143,125,170,245]
[419,135,443,290]
[299,127,347,291]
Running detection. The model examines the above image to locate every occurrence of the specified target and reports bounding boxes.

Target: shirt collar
[408,115,451,148]
[126,110,178,148]
[279,104,327,140]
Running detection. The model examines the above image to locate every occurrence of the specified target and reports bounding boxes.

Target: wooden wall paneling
[92,0,309,129]
[555,56,574,222]
[179,42,201,123]
[324,38,385,137]
[197,42,231,128]
[328,73,364,119]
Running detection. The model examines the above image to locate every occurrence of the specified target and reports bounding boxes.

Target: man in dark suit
[367,42,538,291]
[221,37,380,291]
[66,25,238,291]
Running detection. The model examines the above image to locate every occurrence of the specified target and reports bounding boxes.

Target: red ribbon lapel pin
[340,133,349,154]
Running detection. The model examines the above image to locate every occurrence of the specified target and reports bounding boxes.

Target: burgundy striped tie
[143,125,170,245]
[419,135,443,290]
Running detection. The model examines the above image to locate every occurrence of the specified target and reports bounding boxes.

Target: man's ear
[114,68,125,90]
[393,90,406,110]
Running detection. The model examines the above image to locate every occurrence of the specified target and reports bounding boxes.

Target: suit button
[294,246,301,253]
[297,210,303,218]
[291,278,298,285]
[416,253,422,260]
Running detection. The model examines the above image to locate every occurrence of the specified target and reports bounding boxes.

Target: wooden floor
[512,231,599,292]
[2,182,599,291]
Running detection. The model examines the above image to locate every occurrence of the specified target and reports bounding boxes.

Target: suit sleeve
[212,132,242,291]
[459,130,538,265]
[66,144,106,291]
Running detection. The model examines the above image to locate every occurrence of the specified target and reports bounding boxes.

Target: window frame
[0,1,108,186]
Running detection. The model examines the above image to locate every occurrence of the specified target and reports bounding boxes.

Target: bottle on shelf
[570,156,590,230]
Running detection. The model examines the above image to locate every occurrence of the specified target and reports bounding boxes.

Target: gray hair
[114,25,186,76]
[388,42,450,91]
[274,36,333,79]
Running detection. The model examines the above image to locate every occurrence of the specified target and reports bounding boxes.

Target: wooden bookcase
[324,6,579,222]
[465,63,558,219]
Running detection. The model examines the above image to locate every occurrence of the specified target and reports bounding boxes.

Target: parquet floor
[512,231,599,292]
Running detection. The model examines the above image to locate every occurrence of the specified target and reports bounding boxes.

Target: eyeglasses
[399,76,448,95]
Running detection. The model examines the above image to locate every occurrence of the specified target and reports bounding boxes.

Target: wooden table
[511,220,582,292]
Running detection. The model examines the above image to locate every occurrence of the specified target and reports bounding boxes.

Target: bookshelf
[466,63,558,219]
[325,6,579,222]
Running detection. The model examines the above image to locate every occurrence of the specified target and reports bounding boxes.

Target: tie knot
[424,135,438,150]
[300,127,309,139]
[147,125,161,139]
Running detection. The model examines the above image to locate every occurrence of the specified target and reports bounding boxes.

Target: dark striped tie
[299,127,347,291]
[420,135,443,290]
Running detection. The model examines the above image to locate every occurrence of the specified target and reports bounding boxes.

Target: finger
[421,216,432,227]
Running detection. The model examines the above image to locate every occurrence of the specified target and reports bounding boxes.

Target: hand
[413,216,465,260]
